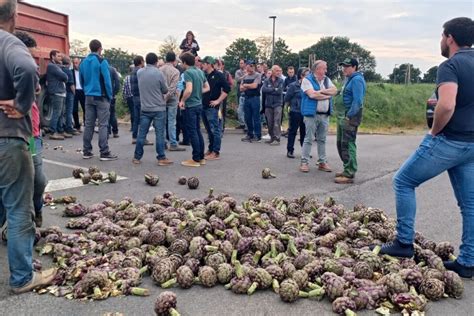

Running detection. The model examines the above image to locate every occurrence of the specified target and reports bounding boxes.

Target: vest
[300,73,333,117]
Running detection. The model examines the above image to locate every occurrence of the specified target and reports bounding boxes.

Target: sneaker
[241,136,252,142]
[264,139,273,144]
[300,163,309,173]
[206,152,220,161]
[287,152,295,159]
[62,132,73,138]
[11,268,57,294]
[34,213,43,228]
[132,138,137,144]
[49,133,64,140]
[281,131,289,137]
[179,141,191,146]
[444,260,474,278]
[144,139,154,146]
[82,151,94,159]
[169,145,186,152]
[68,130,80,136]
[374,239,414,258]
[251,137,262,143]
[318,163,332,172]
[335,172,354,178]
[181,159,200,167]
[335,176,354,184]
[100,152,118,161]
[113,133,119,138]
[132,158,141,164]
[199,159,206,165]
[204,151,212,157]
[262,134,271,140]
[269,140,280,146]
[158,158,173,166]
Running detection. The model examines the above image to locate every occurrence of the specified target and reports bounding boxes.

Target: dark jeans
[126,96,135,130]
[184,106,204,162]
[0,138,35,288]
[244,96,261,139]
[177,107,189,144]
[64,91,75,132]
[132,96,141,139]
[202,107,221,154]
[49,94,65,133]
[336,110,362,177]
[83,96,111,155]
[287,111,306,154]
[33,137,47,215]
[134,111,167,160]
[108,98,118,135]
[73,89,86,129]
[221,97,227,130]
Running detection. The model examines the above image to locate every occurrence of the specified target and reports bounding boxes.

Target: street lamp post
[393,64,398,84]
[269,16,276,66]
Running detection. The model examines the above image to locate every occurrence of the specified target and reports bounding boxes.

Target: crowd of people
[1,0,474,294]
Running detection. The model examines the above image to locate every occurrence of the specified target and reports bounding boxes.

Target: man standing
[201,56,230,160]
[179,52,210,167]
[262,65,284,145]
[216,58,233,132]
[72,57,85,132]
[334,58,366,183]
[133,53,172,166]
[234,58,246,130]
[131,55,152,145]
[122,65,135,131]
[47,50,68,140]
[0,0,56,292]
[62,56,78,136]
[379,17,474,278]
[79,39,117,161]
[284,66,297,91]
[240,60,262,143]
[108,65,121,138]
[300,60,337,173]
[161,51,185,152]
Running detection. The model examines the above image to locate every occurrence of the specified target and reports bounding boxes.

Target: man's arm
[431,83,457,135]
[111,68,121,96]
[49,63,68,82]
[210,75,230,107]
[202,81,210,94]
[160,74,169,95]
[346,79,365,118]
[179,81,193,109]
[101,60,113,100]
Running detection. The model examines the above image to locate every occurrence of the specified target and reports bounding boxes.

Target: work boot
[374,239,414,258]
[49,133,64,140]
[62,132,73,138]
[11,268,57,294]
[335,176,354,184]
[181,159,200,167]
[300,163,309,173]
[205,152,220,161]
[157,158,173,166]
[444,260,474,279]
[169,145,186,152]
[318,163,332,172]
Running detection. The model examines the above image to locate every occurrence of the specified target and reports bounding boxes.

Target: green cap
[338,58,359,67]
[202,56,217,65]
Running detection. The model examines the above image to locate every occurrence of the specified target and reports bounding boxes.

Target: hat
[245,59,256,65]
[339,58,359,67]
[202,56,216,64]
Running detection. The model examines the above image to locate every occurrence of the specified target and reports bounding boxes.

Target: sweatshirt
[137,65,168,112]
[342,72,366,118]
[47,62,68,95]
[0,30,38,142]
[79,53,112,100]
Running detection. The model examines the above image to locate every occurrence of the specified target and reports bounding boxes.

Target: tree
[299,36,376,80]
[272,38,299,71]
[102,47,135,75]
[69,39,88,57]
[158,35,180,59]
[255,35,272,63]
[389,63,422,84]
[363,70,384,82]
[222,38,259,75]
[422,66,438,83]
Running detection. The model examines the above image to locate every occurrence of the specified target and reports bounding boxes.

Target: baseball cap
[245,59,256,65]
[339,58,359,67]
[202,56,216,64]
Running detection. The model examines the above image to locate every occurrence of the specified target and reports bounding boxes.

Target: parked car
[426,92,437,128]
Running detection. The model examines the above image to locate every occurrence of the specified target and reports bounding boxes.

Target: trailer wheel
[38,86,52,129]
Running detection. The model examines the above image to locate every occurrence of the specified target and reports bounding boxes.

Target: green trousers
[336,110,362,177]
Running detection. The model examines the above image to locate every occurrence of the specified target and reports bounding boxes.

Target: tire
[38,86,52,129]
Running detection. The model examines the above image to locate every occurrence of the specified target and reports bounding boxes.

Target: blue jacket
[46,62,68,95]
[342,72,366,118]
[300,73,333,117]
[284,80,302,113]
[79,53,112,100]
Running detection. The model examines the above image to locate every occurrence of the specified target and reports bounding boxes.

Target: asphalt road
[0,126,472,316]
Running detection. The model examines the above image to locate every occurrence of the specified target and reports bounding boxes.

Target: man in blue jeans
[130,55,152,146]
[0,0,56,292]
[132,53,172,166]
[201,56,230,160]
[179,52,210,167]
[240,60,262,143]
[47,49,69,140]
[378,17,474,278]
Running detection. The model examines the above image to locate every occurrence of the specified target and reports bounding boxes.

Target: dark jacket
[180,38,200,56]
[203,70,231,108]
[284,81,302,113]
[342,72,366,118]
[46,61,68,95]
[109,66,121,97]
[62,66,74,94]
[130,66,140,97]
[261,76,284,108]
[284,75,297,91]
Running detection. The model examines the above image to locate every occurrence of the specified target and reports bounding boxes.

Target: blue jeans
[64,91,75,132]
[244,96,261,139]
[132,96,141,139]
[301,115,329,164]
[202,107,221,154]
[49,94,65,133]
[184,106,204,162]
[134,111,167,160]
[126,96,135,130]
[238,95,246,126]
[33,137,47,215]
[167,98,178,146]
[394,134,474,266]
[0,138,35,288]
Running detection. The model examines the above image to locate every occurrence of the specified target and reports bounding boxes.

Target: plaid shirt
[122,74,133,99]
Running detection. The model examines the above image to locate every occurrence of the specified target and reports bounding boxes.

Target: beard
[441,44,450,58]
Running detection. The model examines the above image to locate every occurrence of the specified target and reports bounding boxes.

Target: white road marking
[43,159,127,192]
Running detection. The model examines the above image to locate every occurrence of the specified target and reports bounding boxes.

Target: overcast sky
[28,0,473,77]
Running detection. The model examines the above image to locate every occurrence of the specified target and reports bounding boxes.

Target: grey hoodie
[137,65,168,112]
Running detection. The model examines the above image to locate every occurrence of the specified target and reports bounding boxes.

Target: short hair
[297,67,309,80]
[443,17,474,47]
[133,55,144,67]
[62,55,71,65]
[239,58,245,63]
[165,51,176,62]
[287,66,294,71]
[0,0,16,24]
[89,39,102,53]
[145,52,158,65]
[311,60,326,72]
[14,31,37,48]
[50,50,60,59]
[181,52,195,66]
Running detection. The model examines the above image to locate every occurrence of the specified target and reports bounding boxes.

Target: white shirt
[301,76,334,114]
[74,69,82,90]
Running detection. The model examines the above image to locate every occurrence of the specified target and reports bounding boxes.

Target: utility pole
[269,16,277,66]
[393,64,398,84]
